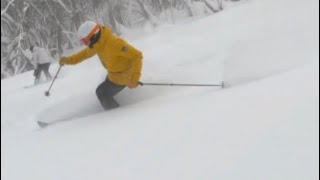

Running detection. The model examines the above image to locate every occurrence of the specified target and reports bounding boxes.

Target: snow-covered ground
[1,0,319,179]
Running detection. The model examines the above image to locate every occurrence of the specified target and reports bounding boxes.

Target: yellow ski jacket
[63,26,143,85]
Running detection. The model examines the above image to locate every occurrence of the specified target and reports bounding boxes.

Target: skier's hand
[59,57,68,66]
[127,81,138,89]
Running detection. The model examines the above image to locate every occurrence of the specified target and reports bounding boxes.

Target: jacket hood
[92,26,113,49]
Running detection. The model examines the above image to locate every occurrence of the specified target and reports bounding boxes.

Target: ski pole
[45,65,62,97]
[139,82,224,88]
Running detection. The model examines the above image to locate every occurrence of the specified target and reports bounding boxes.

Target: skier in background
[30,45,53,85]
[59,21,143,110]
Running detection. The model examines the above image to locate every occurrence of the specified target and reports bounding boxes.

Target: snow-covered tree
[1,0,240,79]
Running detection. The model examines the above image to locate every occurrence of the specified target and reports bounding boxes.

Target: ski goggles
[80,24,100,46]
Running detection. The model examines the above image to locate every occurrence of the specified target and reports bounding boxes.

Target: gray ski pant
[34,63,52,84]
[96,78,125,110]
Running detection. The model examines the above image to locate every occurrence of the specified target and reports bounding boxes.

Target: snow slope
[1,0,319,179]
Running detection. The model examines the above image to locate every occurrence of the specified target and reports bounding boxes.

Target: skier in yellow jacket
[59,21,143,110]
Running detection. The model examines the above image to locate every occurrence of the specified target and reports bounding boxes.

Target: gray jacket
[32,47,52,68]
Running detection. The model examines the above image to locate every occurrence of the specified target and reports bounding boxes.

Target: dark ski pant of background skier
[34,63,52,85]
[96,78,125,110]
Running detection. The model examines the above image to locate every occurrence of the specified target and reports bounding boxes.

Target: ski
[37,118,68,128]
[37,109,104,128]
[37,121,50,128]
[24,85,35,89]
[24,79,52,89]
[37,119,66,128]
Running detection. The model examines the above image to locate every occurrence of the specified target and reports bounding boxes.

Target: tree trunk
[204,0,219,13]
[136,0,156,26]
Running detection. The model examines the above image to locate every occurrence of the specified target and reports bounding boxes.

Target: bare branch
[1,0,15,17]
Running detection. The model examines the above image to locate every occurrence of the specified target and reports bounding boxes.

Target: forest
[1,0,240,79]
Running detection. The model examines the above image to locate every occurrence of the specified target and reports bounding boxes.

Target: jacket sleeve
[33,52,39,68]
[114,39,143,83]
[65,47,97,65]
[130,53,143,83]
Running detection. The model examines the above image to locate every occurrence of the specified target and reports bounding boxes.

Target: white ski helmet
[77,21,100,42]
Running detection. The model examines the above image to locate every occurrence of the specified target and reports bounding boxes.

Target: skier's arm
[114,39,143,84]
[61,47,96,65]
[130,53,143,84]
[33,52,39,69]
